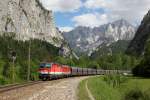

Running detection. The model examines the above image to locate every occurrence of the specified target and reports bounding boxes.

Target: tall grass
[103,74,128,87]
[88,76,121,100]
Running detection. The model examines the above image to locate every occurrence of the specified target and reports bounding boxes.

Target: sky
[40,0,150,32]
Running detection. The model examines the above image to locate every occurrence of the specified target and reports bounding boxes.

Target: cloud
[110,0,150,23]
[40,0,82,12]
[72,13,108,27]
[40,0,150,27]
[84,0,150,24]
[59,27,73,32]
[84,0,108,9]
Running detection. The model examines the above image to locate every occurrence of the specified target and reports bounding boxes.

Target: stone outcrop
[0,0,72,56]
[0,0,64,46]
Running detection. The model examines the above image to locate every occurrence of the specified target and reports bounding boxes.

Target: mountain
[91,40,130,58]
[126,10,150,77]
[0,0,71,56]
[63,19,135,55]
[126,10,150,56]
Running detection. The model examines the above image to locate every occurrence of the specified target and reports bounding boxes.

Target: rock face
[63,19,135,55]
[0,0,71,56]
[126,10,150,56]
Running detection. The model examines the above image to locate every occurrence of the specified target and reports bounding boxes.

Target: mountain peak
[112,19,133,27]
[63,19,136,55]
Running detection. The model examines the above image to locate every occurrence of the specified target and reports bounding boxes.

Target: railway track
[0,77,82,94]
[0,81,43,93]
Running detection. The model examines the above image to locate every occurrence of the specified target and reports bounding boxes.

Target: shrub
[103,75,128,87]
[124,88,150,100]
[0,76,11,85]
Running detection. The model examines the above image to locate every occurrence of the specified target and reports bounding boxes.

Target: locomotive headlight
[39,70,49,74]
[40,71,48,74]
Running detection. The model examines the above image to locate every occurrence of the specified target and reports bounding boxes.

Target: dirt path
[0,77,88,100]
[85,81,95,100]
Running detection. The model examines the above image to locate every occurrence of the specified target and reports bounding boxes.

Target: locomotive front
[39,62,51,80]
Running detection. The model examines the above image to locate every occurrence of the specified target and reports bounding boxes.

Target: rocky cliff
[126,10,150,56]
[0,0,71,56]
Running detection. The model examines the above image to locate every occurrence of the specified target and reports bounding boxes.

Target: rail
[0,81,42,93]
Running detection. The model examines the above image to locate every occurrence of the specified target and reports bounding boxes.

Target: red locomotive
[39,62,98,80]
[39,62,131,80]
[39,63,71,80]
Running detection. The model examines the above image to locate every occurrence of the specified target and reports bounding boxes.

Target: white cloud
[72,13,108,27]
[84,0,150,24]
[84,0,108,9]
[40,0,150,27]
[59,27,73,32]
[109,0,150,24]
[40,0,82,12]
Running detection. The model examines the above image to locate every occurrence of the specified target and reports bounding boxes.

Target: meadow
[78,75,150,100]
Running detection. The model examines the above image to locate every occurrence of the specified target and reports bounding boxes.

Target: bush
[0,76,11,85]
[132,39,150,77]
[124,88,150,100]
[132,63,150,77]
[103,75,128,87]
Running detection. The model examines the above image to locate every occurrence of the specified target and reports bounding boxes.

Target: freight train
[39,62,130,80]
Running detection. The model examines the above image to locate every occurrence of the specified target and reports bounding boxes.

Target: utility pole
[11,51,16,83]
[12,57,15,83]
[27,29,35,81]
[27,39,31,81]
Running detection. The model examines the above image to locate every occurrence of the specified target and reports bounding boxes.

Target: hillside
[126,10,150,56]
[126,10,150,77]
[91,40,130,58]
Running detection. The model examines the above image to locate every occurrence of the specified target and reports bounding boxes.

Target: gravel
[0,77,88,100]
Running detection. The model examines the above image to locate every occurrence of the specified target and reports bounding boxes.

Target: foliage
[94,53,139,70]
[0,33,59,84]
[103,75,128,88]
[132,39,150,77]
[124,88,150,100]
[54,52,139,70]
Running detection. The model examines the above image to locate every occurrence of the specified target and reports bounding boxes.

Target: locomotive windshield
[40,63,51,68]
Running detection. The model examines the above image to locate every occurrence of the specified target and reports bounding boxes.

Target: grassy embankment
[78,76,150,100]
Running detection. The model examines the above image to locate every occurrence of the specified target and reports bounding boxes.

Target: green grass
[78,79,90,100]
[78,76,150,100]
[88,76,121,100]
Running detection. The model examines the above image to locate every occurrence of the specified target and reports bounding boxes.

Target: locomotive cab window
[40,63,51,68]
